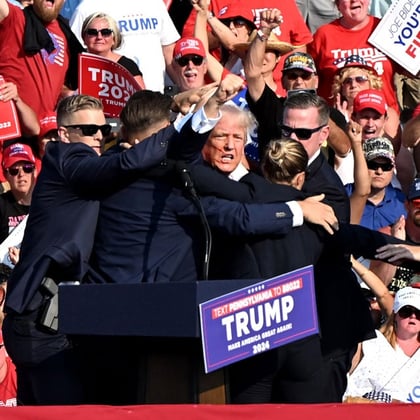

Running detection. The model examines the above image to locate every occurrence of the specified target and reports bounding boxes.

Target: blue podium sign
[199,266,318,373]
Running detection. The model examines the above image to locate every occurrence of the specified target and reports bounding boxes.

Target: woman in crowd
[344,286,420,403]
[81,12,145,89]
[308,0,399,113]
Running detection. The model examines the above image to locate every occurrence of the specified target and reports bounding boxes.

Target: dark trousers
[228,335,332,403]
[2,310,85,405]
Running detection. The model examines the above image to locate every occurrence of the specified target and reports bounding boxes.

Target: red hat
[217,3,255,29]
[2,143,36,170]
[39,113,57,139]
[353,89,387,115]
[412,104,420,119]
[173,37,206,60]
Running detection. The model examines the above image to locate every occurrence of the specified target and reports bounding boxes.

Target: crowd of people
[0,0,419,408]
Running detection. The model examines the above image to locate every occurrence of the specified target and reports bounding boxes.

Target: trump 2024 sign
[199,265,318,373]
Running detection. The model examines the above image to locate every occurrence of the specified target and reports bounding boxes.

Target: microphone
[176,162,198,199]
[176,162,212,281]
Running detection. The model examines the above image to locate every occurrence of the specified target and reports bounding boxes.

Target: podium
[59,280,259,404]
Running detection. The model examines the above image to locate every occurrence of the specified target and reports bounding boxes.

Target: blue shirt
[345,183,407,230]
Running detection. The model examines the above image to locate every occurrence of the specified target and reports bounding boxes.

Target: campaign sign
[199,265,318,373]
[78,53,142,117]
[0,76,21,141]
[368,0,420,75]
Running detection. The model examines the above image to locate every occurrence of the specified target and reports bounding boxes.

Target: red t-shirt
[308,16,399,112]
[0,357,17,407]
[182,1,312,96]
[0,5,69,119]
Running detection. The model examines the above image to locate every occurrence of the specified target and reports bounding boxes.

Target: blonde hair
[57,95,103,126]
[380,311,420,349]
[81,12,122,50]
[330,67,383,99]
[261,138,308,184]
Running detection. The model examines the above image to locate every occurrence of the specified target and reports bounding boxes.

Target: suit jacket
[191,156,397,353]
[5,121,204,314]
[87,164,297,285]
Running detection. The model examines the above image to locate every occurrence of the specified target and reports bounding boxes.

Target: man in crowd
[0,0,84,119]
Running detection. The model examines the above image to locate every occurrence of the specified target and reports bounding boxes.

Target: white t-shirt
[70,0,180,92]
[344,330,420,403]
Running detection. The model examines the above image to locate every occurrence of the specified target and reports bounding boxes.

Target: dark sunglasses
[221,18,249,28]
[280,124,326,140]
[6,164,35,176]
[64,124,112,137]
[285,71,313,81]
[398,305,420,320]
[367,161,394,172]
[176,55,204,67]
[85,28,113,37]
[343,75,369,85]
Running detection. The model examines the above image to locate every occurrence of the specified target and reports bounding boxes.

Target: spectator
[184,0,312,96]
[402,108,420,176]
[335,87,399,185]
[331,56,401,152]
[346,137,406,231]
[37,114,58,158]
[0,143,37,282]
[80,12,145,89]
[242,9,350,162]
[0,330,17,407]
[308,0,400,114]
[0,0,84,119]
[70,0,180,92]
[344,286,420,403]
[171,37,208,93]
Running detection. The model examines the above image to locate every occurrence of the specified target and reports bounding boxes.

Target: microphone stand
[176,163,212,281]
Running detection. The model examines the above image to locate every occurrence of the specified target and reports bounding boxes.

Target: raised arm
[243,8,282,102]
[347,120,369,224]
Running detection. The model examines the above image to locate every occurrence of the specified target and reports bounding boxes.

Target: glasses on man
[85,28,113,37]
[366,161,394,172]
[5,164,36,176]
[221,18,249,29]
[176,55,204,67]
[285,71,313,81]
[64,124,112,137]
[342,75,369,85]
[398,305,420,320]
[280,125,326,141]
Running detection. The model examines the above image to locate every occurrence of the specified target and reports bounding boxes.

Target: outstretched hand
[298,194,339,235]
[375,243,420,265]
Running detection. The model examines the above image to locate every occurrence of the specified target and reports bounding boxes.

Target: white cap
[393,287,420,313]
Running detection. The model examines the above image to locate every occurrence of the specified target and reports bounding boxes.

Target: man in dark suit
[1,87,239,405]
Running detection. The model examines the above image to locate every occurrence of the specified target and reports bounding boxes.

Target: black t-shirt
[117,55,143,77]
[0,191,30,244]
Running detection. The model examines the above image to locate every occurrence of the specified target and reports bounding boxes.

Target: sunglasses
[367,161,394,172]
[285,72,313,81]
[398,305,420,320]
[85,28,113,37]
[6,164,35,176]
[176,55,204,67]
[64,124,112,137]
[221,18,249,28]
[280,125,326,140]
[343,75,369,85]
